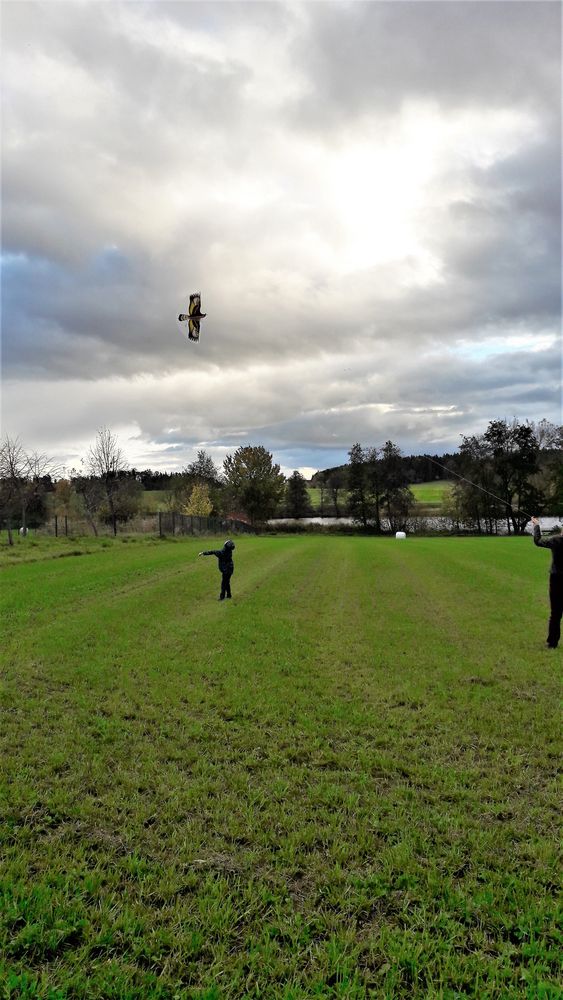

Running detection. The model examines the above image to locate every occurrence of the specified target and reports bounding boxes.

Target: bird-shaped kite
[179,293,206,342]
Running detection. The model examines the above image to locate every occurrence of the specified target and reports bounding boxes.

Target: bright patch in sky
[1,1,560,471]
[454,333,557,361]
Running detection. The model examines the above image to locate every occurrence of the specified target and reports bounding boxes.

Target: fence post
[54,515,58,537]
[159,511,163,537]
[64,515,68,536]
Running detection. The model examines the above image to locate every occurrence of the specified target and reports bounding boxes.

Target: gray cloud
[289,1,560,128]
[1,1,560,471]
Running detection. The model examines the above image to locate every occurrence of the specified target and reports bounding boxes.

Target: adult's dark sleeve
[533,525,554,550]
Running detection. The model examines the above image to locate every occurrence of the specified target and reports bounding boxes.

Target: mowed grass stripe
[380,537,543,663]
[1,538,297,657]
[1,538,234,624]
[1,535,560,999]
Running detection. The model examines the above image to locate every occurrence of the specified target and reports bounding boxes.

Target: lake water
[268,516,562,534]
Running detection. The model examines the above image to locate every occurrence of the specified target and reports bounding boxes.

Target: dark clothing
[220,570,232,600]
[202,546,234,573]
[533,525,563,575]
[547,576,563,648]
[533,525,563,647]
[202,545,234,599]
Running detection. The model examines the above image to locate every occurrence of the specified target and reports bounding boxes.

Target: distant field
[410,480,453,505]
[307,481,453,512]
[1,534,559,998]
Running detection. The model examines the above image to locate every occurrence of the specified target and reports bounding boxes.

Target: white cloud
[1,0,560,470]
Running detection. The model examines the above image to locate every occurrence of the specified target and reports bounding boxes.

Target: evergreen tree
[286,471,313,518]
[347,443,371,528]
[188,450,220,484]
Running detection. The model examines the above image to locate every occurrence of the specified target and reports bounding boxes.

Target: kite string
[424,454,533,520]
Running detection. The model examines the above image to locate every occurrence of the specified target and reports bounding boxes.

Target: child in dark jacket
[199,540,235,600]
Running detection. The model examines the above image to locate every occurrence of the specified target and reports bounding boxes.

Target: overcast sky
[1,0,561,477]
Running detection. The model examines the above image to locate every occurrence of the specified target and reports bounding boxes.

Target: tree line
[0,430,288,543]
[310,418,561,534]
[1,418,561,543]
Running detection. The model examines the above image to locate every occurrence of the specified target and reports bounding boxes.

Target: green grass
[1,535,560,999]
[306,482,453,513]
[409,482,453,506]
[306,487,345,513]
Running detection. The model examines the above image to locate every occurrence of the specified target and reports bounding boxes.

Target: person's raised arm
[532,517,554,549]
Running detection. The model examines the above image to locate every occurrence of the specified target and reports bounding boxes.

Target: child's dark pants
[221,571,233,599]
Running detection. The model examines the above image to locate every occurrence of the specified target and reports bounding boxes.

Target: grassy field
[305,482,452,513]
[1,534,560,999]
[409,482,453,506]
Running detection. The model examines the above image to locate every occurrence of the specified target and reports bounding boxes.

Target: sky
[1,0,561,478]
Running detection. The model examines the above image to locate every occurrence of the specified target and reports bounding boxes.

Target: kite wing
[189,293,201,316]
[178,292,204,343]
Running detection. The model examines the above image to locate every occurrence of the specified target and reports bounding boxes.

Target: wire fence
[27,513,254,538]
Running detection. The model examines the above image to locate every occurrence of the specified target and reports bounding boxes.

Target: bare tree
[530,420,563,513]
[70,469,103,536]
[0,437,24,545]
[531,419,562,451]
[87,427,126,478]
[0,436,57,544]
[86,427,127,535]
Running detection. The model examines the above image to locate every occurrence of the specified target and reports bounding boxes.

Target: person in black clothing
[532,518,563,649]
[199,539,235,600]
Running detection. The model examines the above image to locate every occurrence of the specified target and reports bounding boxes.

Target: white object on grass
[395,531,406,540]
